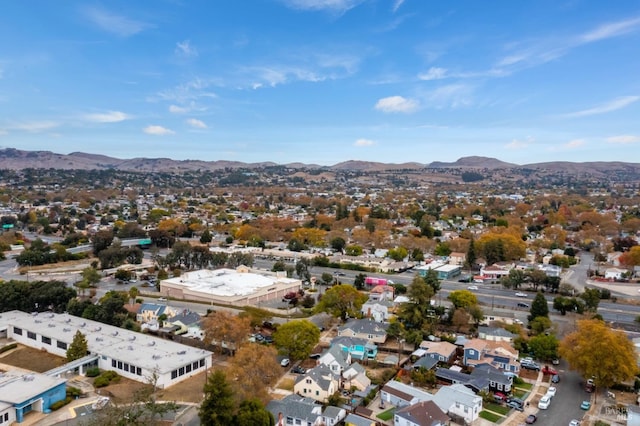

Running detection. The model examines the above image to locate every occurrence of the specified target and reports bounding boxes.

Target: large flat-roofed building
[160,266,302,306]
[0,310,213,389]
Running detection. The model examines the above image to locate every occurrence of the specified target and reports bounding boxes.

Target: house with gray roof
[331,336,378,361]
[433,383,482,424]
[394,400,449,426]
[380,380,433,408]
[343,362,371,391]
[294,365,340,403]
[478,326,516,342]
[318,344,351,375]
[266,394,323,426]
[338,319,388,344]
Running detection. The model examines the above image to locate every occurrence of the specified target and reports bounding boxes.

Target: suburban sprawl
[1,153,640,426]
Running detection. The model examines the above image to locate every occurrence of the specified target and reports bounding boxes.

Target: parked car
[515,292,527,297]
[552,358,560,365]
[525,414,537,424]
[506,400,524,411]
[467,285,479,290]
[542,366,558,375]
[569,420,581,426]
[517,302,530,308]
[521,361,541,371]
[551,374,560,383]
[263,335,274,344]
[538,395,551,409]
[493,392,507,402]
[585,378,595,392]
[580,400,591,410]
[291,365,306,374]
[280,358,290,367]
[546,386,557,398]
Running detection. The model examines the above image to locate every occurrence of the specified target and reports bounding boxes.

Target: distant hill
[0,148,638,178]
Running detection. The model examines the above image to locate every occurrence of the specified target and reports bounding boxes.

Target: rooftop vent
[65,318,71,323]
[63,328,71,332]
[148,341,156,347]
[35,319,42,323]
[48,323,55,328]
[128,346,133,351]
[80,322,86,327]
[152,354,161,360]
[177,350,186,355]
[96,337,103,342]
[128,336,136,341]
[112,331,118,336]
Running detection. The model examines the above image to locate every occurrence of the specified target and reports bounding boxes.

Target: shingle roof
[395,400,450,426]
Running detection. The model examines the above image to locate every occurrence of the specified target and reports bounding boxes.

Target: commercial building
[160,266,302,306]
[0,369,66,424]
[0,310,213,389]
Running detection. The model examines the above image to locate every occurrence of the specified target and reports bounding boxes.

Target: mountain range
[0,148,638,176]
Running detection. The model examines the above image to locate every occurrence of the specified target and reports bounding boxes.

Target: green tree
[128,286,139,304]
[398,275,435,330]
[314,284,367,320]
[388,247,408,261]
[200,370,236,426]
[465,237,476,269]
[528,334,559,361]
[81,267,102,286]
[200,229,213,244]
[422,269,441,294]
[560,319,637,400]
[321,272,334,286]
[529,316,553,336]
[330,237,346,252]
[273,320,320,361]
[528,292,549,322]
[353,273,366,290]
[501,269,526,289]
[235,399,274,426]
[67,330,88,362]
[447,290,478,310]
[272,260,287,272]
[580,288,601,312]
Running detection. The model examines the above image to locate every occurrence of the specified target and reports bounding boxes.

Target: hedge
[0,343,18,354]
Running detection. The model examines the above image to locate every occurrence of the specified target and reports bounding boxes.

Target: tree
[81,267,102,286]
[228,344,281,404]
[448,290,478,310]
[200,229,213,244]
[452,308,470,332]
[422,269,441,294]
[580,288,601,311]
[560,319,637,398]
[200,370,236,426]
[529,316,553,335]
[272,320,320,361]
[128,286,139,304]
[235,399,274,426]
[528,334,559,361]
[528,292,549,322]
[501,269,526,289]
[465,237,477,269]
[203,311,251,355]
[67,330,88,362]
[353,273,366,290]
[330,237,346,252]
[398,274,435,330]
[314,284,367,320]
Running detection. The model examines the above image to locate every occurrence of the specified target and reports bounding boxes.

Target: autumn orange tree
[202,311,251,355]
[228,344,281,404]
[559,319,637,397]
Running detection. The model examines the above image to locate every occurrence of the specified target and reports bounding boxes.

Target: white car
[280,358,290,367]
[538,395,551,409]
[515,292,527,297]
[467,285,478,290]
[546,386,557,398]
[569,420,581,426]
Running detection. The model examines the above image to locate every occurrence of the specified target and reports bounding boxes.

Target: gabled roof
[420,340,457,357]
[137,303,167,315]
[266,394,321,424]
[434,383,482,411]
[471,364,511,385]
[319,345,350,370]
[338,319,388,336]
[166,311,201,326]
[478,326,516,339]
[395,400,449,426]
[295,364,338,391]
[413,356,439,370]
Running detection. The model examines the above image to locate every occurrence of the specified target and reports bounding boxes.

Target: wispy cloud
[606,134,640,144]
[176,40,198,58]
[506,136,534,150]
[354,138,375,147]
[374,96,419,113]
[565,139,585,148]
[417,67,448,81]
[169,105,189,114]
[580,17,640,43]
[186,118,207,129]
[143,125,175,136]
[392,0,405,13]
[83,111,131,123]
[83,6,151,37]
[280,0,365,14]
[424,84,473,109]
[561,96,639,118]
[12,121,59,133]
[155,78,218,104]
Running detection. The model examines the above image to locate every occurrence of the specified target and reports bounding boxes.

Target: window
[193,362,198,370]
[469,349,474,355]
[42,336,51,345]
[112,359,116,368]
[171,370,178,379]
[27,331,36,340]
[199,359,205,367]
[136,367,142,376]
[123,363,129,372]
[315,390,319,396]
[57,341,67,350]
[179,367,185,376]
[286,417,293,425]
[117,361,123,370]
[295,420,301,425]
[464,406,468,413]
[186,364,192,373]
[13,327,22,335]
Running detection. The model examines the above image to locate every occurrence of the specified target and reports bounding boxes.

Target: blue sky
[1,0,639,165]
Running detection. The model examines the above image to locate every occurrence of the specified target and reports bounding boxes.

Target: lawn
[0,345,65,372]
[479,411,501,422]
[515,382,533,391]
[277,377,295,391]
[484,402,510,416]
[376,407,395,421]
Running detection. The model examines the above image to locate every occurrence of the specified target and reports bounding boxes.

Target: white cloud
[176,40,198,58]
[418,67,447,81]
[354,138,375,147]
[580,17,640,43]
[156,78,218,104]
[143,125,175,136]
[280,0,365,13]
[186,118,207,129]
[84,111,130,123]
[562,96,639,118]
[169,105,188,114]
[565,139,585,148]
[392,0,405,13]
[13,121,59,132]
[374,96,419,113]
[425,84,473,109]
[506,137,534,150]
[83,6,150,37]
[606,134,640,144]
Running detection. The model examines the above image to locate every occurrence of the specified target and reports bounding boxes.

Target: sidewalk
[475,372,544,426]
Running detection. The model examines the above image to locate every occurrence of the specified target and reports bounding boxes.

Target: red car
[542,366,558,375]
[493,392,507,402]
